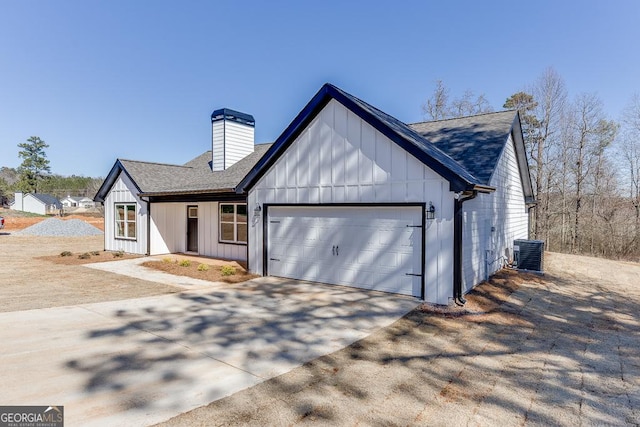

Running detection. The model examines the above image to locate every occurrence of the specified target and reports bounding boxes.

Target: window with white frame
[219,203,247,244]
[115,203,136,239]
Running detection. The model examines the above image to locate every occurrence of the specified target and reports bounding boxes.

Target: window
[219,203,247,244]
[115,203,136,240]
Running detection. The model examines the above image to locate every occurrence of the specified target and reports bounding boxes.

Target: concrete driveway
[0,277,418,426]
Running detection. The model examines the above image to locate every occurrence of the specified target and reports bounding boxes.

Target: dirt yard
[0,234,178,313]
[0,208,104,232]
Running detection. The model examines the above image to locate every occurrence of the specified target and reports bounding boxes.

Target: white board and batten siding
[212,120,255,171]
[103,172,148,255]
[461,133,528,292]
[248,99,456,304]
[150,202,247,261]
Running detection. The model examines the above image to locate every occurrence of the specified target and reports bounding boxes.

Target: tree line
[423,68,640,261]
[0,136,103,205]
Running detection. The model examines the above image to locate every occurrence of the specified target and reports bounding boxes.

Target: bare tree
[423,80,493,121]
[566,94,616,253]
[532,68,567,241]
[422,80,450,120]
[620,94,640,253]
[450,90,494,117]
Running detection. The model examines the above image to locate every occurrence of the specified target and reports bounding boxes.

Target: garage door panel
[267,206,422,297]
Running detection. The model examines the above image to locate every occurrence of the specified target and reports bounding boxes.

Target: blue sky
[1,0,638,177]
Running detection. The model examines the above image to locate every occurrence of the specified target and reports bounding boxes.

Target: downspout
[453,191,477,306]
[140,196,151,256]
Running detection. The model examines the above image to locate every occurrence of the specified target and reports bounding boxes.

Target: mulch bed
[141,259,258,284]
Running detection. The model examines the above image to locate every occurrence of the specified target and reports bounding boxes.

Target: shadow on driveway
[56,278,417,425]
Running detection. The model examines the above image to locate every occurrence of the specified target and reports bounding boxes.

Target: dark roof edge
[237,83,481,194]
[94,160,142,203]
[139,188,236,197]
[211,108,255,127]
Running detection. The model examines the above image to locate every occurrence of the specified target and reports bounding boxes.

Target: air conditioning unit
[513,239,544,273]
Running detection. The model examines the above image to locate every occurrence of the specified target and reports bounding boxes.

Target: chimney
[211,108,255,171]
[13,192,23,211]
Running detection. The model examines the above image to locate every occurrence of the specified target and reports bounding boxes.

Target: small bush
[113,250,124,258]
[197,263,210,272]
[91,251,100,256]
[178,259,191,267]
[78,252,91,260]
[162,257,174,264]
[220,265,236,276]
[60,251,72,257]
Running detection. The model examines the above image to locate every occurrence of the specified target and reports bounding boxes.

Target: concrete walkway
[0,278,418,426]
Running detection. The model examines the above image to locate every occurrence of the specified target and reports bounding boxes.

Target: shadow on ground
[63,279,418,421]
[152,258,640,426]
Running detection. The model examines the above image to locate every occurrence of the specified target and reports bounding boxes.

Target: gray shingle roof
[30,193,61,206]
[409,111,517,186]
[117,143,273,196]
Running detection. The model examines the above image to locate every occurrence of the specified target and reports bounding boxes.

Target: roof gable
[236,84,491,194]
[409,111,517,186]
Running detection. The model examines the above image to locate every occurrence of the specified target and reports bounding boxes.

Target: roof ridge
[118,158,193,169]
[408,109,516,126]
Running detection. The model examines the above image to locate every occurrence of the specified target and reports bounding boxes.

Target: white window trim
[219,203,247,245]
[115,202,137,241]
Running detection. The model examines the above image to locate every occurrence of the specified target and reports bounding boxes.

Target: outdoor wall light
[426,202,436,220]
[253,204,262,217]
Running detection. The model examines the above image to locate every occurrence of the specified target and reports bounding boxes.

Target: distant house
[11,192,62,215]
[61,196,95,209]
[96,83,534,305]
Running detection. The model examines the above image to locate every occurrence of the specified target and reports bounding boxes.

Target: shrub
[178,259,191,267]
[162,257,174,264]
[60,251,72,257]
[220,265,236,276]
[113,250,124,258]
[78,252,91,260]
[197,263,210,272]
[91,251,100,256]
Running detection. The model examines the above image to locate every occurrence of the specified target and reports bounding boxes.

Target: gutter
[453,191,478,306]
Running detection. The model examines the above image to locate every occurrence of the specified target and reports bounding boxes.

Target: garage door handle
[270,258,280,262]
[336,245,339,256]
[332,246,335,256]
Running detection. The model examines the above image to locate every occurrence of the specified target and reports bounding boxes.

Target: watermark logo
[0,406,63,427]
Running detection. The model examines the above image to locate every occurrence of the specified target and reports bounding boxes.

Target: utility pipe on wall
[453,191,477,306]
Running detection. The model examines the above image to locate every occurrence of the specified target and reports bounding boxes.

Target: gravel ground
[16,217,103,236]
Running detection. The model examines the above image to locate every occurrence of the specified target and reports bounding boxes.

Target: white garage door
[267,206,423,297]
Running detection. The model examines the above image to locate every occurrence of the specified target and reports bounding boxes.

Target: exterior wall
[103,173,148,254]
[248,99,455,304]
[212,120,255,171]
[150,201,247,261]
[21,195,46,215]
[11,193,23,211]
[461,133,528,293]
